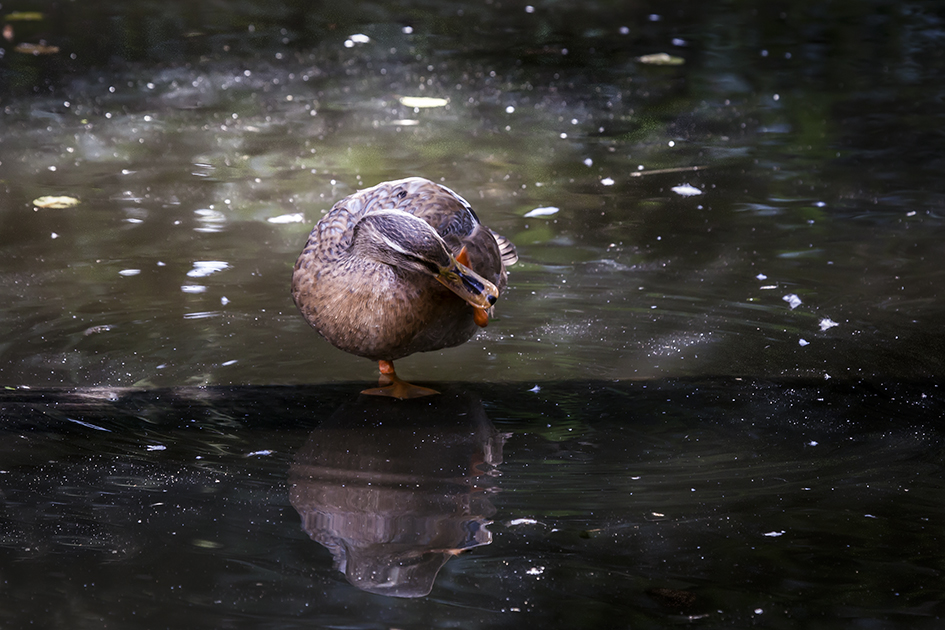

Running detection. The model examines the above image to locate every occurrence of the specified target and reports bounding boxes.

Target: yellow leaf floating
[33,195,79,209]
[637,52,684,66]
[6,11,45,21]
[398,96,449,108]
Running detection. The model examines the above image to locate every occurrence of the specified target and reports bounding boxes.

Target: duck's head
[352,210,499,311]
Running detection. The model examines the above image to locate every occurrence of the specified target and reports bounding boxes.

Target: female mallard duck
[291,177,517,398]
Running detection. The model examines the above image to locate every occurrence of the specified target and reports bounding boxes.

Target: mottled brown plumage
[291,177,517,397]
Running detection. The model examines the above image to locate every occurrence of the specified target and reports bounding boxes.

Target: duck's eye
[407,254,439,275]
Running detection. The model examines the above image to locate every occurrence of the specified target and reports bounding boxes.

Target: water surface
[1,1,945,627]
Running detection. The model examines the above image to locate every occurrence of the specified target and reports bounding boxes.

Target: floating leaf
[6,11,45,21]
[398,96,449,108]
[33,195,79,209]
[637,52,684,66]
[15,42,59,55]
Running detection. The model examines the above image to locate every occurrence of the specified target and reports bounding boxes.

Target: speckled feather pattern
[291,177,516,361]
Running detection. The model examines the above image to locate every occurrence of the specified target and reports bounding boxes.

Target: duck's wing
[301,179,424,262]
[400,178,519,278]
[299,200,362,264]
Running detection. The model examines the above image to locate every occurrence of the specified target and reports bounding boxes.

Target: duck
[291,177,517,398]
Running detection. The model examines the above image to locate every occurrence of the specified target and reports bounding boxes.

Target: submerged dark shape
[288,389,505,598]
[291,177,517,398]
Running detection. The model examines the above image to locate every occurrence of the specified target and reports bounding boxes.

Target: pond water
[1,0,945,627]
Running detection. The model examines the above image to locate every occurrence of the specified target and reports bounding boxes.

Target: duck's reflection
[289,389,505,598]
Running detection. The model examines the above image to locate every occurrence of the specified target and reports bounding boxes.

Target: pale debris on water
[783,293,802,309]
[637,52,685,65]
[799,338,809,346]
[671,183,702,196]
[819,317,839,331]
[600,177,615,186]
[507,518,540,526]
[524,206,559,218]
[187,261,230,278]
[33,195,79,209]
[344,33,370,47]
[15,42,60,55]
[268,212,305,224]
[763,531,785,537]
[398,96,449,108]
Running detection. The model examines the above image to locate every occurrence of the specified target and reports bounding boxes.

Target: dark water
[3,380,944,629]
[2,0,945,627]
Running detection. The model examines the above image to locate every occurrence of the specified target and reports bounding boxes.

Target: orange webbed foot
[360,360,439,399]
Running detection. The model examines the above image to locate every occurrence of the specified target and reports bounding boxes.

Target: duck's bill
[436,258,499,310]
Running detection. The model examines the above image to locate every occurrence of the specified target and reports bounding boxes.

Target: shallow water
[2,0,945,627]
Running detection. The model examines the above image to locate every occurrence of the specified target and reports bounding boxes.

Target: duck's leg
[361,360,439,399]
